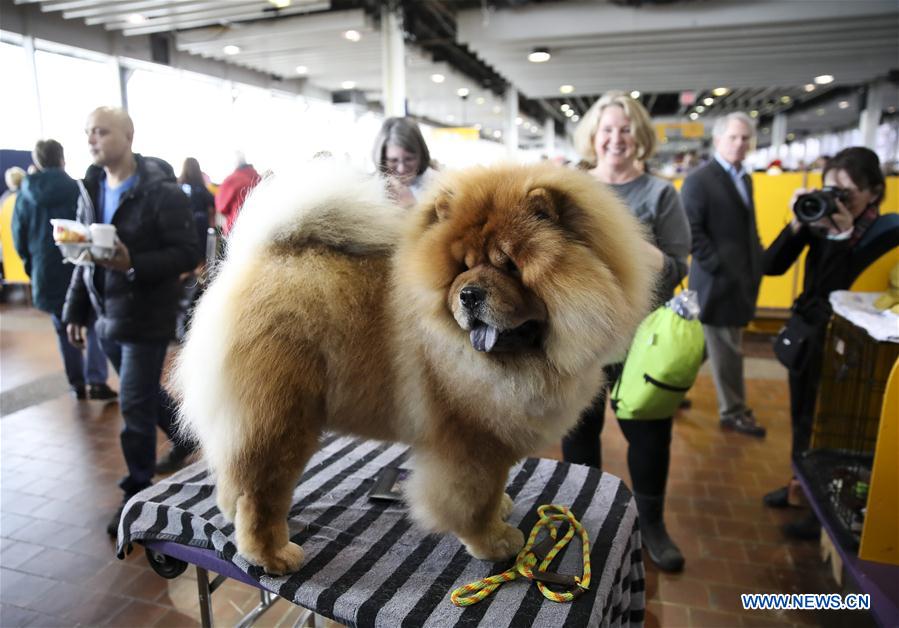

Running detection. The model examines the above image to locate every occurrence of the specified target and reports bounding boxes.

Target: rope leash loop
[450,504,591,607]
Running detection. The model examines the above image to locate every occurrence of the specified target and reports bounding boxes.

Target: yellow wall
[673,174,899,312]
[0,193,29,284]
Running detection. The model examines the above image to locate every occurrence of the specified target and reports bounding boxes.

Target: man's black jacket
[62,154,197,342]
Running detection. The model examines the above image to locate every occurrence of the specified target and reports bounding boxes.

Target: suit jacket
[682,159,763,326]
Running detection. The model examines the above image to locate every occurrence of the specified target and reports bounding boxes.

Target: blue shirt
[100,174,137,224]
[714,153,751,208]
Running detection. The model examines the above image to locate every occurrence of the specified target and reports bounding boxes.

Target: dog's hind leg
[231,418,323,575]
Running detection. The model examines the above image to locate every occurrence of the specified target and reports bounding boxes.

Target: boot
[634,493,684,573]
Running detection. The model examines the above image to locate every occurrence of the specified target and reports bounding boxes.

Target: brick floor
[0,305,876,627]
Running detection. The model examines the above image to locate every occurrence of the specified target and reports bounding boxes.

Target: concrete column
[116,60,132,111]
[771,113,788,152]
[860,82,885,150]
[543,118,555,156]
[505,86,518,156]
[23,35,43,136]
[380,4,406,118]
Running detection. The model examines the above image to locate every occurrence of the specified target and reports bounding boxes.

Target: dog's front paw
[499,493,514,520]
[249,541,305,575]
[462,523,524,561]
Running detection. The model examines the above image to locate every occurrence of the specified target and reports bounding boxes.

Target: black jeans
[561,364,673,496]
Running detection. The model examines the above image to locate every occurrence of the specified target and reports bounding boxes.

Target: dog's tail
[225,159,406,264]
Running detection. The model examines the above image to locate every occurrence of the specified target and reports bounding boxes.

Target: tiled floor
[0,302,874,627]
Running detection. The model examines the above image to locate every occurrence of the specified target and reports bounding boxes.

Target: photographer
[762,147,899,539]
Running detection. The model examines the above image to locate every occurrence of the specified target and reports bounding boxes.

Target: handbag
[774,314,817,373]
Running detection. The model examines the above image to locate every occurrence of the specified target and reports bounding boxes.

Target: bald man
[62,107,198,536]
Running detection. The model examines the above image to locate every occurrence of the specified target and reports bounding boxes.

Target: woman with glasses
[372,117,437,209]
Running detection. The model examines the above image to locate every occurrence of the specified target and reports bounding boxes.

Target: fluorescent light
[571,114,580,122]
[457,87,470,97]
[749,110,759,118]
[786,133,795,141]
[341,80,356,90]
[475,97,485,105]
[814,74,834,85]
[223,45,240,55]
[780,95,792,104]
[515,116,523,125]
[493,130,502,139]
[695,106,705,113]
[295,65,308,75]
[431,73,445,84]
[689,112,699,120]
[712,87,729,97]
[564,109,574,117]
[126,13,147,24]
[630,90,641,99]
[703,97,714,106]
[560,104,570,112]
[268,0,291,7]
[559,84,574,94]
[528,48,551,63]
[816,108,826,116]
[344,30,361,42]
[838,100,850,109]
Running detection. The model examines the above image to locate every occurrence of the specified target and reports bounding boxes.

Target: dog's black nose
[459,286,486,310]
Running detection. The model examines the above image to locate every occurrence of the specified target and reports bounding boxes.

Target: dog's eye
[505,258,520,277]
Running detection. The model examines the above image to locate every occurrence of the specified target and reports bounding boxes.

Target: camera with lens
[793,186,849,224]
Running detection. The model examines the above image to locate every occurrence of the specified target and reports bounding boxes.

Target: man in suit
[682,112,765,437]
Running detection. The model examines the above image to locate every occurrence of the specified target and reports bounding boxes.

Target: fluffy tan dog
[174,161,654,574]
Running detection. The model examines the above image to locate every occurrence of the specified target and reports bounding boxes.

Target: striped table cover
[117,435,645,627]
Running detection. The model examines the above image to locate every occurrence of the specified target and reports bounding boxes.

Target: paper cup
[89,224,117,248]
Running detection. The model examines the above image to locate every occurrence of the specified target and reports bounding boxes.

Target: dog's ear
[526,187,563,222]
[423,188,454,224]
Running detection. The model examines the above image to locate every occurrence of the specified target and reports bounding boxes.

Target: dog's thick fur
[174,161,654,574]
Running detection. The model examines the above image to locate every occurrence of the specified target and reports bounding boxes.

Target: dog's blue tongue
[470,324,499,352]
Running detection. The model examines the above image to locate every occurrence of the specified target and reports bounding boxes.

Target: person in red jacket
[215,153,260,235]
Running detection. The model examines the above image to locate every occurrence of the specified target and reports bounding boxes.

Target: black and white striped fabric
[117,436,645,627]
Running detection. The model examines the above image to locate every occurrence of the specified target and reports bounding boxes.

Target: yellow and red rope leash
[450,504,591,607]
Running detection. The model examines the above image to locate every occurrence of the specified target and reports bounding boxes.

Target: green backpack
[610,292,705,420]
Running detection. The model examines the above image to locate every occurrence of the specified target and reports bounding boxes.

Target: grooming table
[117,436,645,627]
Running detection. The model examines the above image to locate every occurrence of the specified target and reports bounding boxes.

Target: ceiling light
[804,84,816,92]
[786,133,796,141]
[559,84,574,94]
[695,105,705,113]
[268,0,291,7]
[474,123,482,130]
[295,65,308,75]
[475,96,485,105]
[762,127,770,134]
[838,100,850,109]
[528,48,551,63]
[341,80,356,90]
[344,30,361,42]
[571,114,580,122]
[888,106,897,114]
[515,116,523,125]
[816,108,826,116]
[493,130,502,139]
[749,110,759,118]
[564,109,574,117]
[431,73,445,84]
[814,74,834,85]
[560,104,570,112]
[630,90,641,99]
[223,45,241,55]
[689,112,699,120]
[780,95,792,104]
[457,87,470,97]
[492,105,502,114]
[703,97,714,106]
[712,87,729,97]
[126,13,147,24]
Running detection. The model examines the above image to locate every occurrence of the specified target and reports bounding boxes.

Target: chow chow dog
[174,161,654,574]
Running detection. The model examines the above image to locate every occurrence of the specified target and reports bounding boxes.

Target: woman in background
[178,157,215,266]
[372,117,437,209]
[564,91,691,572]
